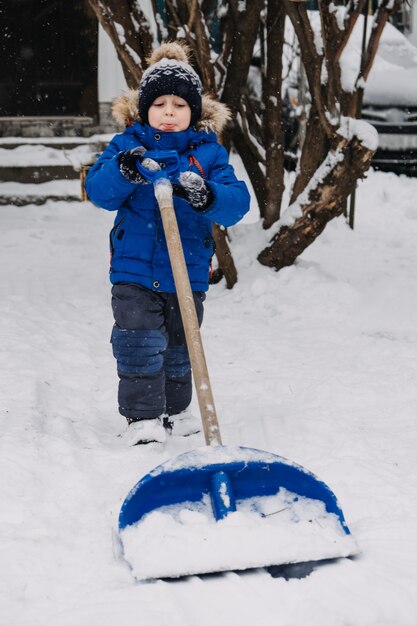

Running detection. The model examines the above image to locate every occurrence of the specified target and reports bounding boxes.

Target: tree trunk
[262,0,286,229]
[258,137,375,270]
[221,1,264,116]
[212,224,237,289]
[87,0,402,282]
[87,0,153,88]
[290,104,327,203]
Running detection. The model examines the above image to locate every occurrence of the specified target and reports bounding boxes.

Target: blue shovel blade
[119,446,350,531]
[118,446,359,579]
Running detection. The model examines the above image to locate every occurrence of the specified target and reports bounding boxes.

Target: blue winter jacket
[85,121,250,292]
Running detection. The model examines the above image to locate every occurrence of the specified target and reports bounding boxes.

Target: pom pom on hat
[139,42,203,127]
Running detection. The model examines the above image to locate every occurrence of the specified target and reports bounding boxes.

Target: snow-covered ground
[0,135,112,170]
[1,168,417,625]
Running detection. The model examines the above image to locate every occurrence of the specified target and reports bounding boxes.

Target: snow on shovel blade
[119,446,359,580]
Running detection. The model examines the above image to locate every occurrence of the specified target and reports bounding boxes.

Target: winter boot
[164,409,201,437]
[120,417,167,445]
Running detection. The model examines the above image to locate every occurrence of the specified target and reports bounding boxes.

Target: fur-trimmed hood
[112,42,231,134]
[112,89,232,135]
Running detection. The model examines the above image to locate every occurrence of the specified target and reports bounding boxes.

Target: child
[85,42,250,445]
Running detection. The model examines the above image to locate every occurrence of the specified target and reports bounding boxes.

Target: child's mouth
[161,123,176,131]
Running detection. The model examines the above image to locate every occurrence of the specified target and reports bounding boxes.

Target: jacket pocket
[204,229,215,259]
[109,217,125,258]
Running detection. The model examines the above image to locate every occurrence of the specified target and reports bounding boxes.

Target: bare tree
[258,0,402,270]
[87,0,153,86]
[87,0,403,280]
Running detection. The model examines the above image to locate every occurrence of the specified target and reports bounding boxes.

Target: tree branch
[262,0,286,228]
[87,0,153,87]
[283,0,335,139]
[221,0,264,116]
[348,0,402,116]
[258,134,375,270]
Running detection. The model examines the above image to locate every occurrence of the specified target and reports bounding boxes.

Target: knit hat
[138,42,203,127]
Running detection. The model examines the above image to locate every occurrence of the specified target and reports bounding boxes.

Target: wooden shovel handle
[155,179,222,446]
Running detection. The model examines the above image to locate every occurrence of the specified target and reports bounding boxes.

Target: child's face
[148,95,192,132]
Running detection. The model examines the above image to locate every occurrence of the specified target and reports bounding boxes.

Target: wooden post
[80,165,91,202]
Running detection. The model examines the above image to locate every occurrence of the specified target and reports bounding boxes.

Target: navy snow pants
[111,283,205,421]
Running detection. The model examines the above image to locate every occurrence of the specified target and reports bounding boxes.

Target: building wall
[98,26,127,130]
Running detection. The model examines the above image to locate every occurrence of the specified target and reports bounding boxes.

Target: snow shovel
[118,152,359,580]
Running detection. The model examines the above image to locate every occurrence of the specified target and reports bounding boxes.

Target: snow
[0,134,112,146]
[1,166,417,624]
[0,179,81,198]
[0,143,101,170]
[337,116,379,151]
[339,19,417,105]
[118,447,358,579]
[154,176,173,203]
[121,489,357,580]
[274,149,345,230]
[301,13,417,107]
